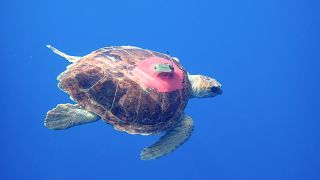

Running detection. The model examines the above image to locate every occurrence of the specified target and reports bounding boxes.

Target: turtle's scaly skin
[57,46,190,135]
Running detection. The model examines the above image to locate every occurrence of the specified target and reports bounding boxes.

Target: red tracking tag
[132,57,184,92]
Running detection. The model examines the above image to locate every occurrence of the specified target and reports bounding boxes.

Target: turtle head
[188,74,222,98]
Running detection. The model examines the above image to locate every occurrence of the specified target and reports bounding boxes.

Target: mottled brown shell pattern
[57,46,190,135]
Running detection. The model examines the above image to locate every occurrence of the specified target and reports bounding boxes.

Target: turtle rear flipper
[141,114,194,160]
[45,104,100,130]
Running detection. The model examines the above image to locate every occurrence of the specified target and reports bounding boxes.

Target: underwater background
[1,0,320,179]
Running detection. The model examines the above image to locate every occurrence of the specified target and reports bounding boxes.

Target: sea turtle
[45,45,222,160]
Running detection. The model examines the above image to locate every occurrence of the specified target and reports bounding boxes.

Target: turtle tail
[46,45,81,63]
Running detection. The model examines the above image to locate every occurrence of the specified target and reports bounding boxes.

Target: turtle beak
[210,80,223,95]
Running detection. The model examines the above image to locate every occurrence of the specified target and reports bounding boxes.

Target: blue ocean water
[1,0,320,179]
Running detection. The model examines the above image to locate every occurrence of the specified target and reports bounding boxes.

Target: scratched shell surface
[57,46,190,135]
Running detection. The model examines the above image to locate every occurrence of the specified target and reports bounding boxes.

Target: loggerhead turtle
[45,45,222,160]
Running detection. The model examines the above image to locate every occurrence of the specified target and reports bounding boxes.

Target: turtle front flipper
[141,114,194,160]
[45,104,100,130]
